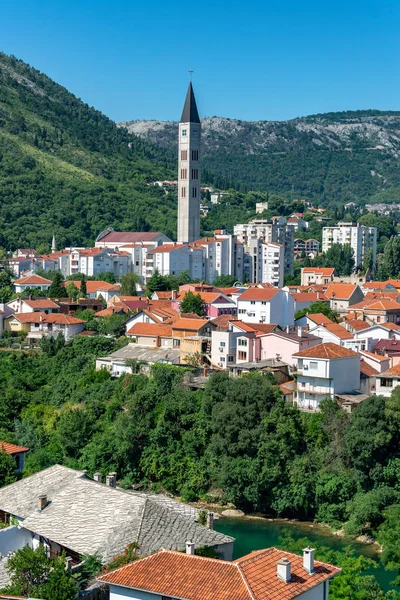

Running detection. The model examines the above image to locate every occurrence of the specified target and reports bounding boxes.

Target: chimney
[277,558,291,582]
[38,495,47,511]
[303,547,315,574]
[297,326,302,338]
[93,472,102,483]
[171,289,176,301]
[206,511,214,530]
[286,325,290,333]
[186,541,195,555]
[106,473,117,488]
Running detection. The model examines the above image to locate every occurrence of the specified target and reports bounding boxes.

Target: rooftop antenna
[188,67,194,81]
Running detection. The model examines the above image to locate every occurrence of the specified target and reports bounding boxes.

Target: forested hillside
[0,53,177,250]
[122,112,400,204]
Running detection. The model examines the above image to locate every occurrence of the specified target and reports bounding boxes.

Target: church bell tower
[177,82,201,244]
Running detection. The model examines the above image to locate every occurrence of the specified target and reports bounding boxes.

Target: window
[310,361,318,369]
[192,129,198,136]
[250,300,255,305]
[239,309,246,314]
[261,301,267,305]
[191,168,198,179]
[192,150,199,161]
[380,378,393,388]
[181,150,188,160]
[238,338,247,346]
[181,187,186,198]
[180,168,187,179]
[220,341,226,347]
[173,339,181,347]
[238,351,247,360]
[228,355,234,362]
[182,129,187,136]
[220,356,225,362]
[192,187,197,198]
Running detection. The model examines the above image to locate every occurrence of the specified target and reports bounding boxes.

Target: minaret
[177,82,201,244]
[51,234,56,253]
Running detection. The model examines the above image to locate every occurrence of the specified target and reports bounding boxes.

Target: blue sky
[0,0,398,122]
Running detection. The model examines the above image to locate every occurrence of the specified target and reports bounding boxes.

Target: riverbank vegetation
[1,337,400,593]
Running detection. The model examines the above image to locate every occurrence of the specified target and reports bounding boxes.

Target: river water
[215,516,397,592]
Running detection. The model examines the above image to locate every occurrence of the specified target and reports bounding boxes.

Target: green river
[215,517,397,592]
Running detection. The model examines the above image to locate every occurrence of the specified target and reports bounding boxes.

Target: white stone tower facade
[177,82,201,243]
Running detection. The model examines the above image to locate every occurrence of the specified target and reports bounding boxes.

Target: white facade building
[322,222,377,268]
[237,288,295,328]
[294,343,360,411]
[261,242,284,287]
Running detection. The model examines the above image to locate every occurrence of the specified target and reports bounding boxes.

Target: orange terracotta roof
[307,313,334,325]
[291,292,328,302]
[209,314,236,331]
[345,319,371,331]
[319,323,353,340]
[360,350,389,362]
[365,291,399,302]
[153,291,174,299]
[365,300,400,311]
[238,288,280,301]
[66,281,116,293]
[293,342,358,359]
[176,291,226,304]
[98,548,340,600]
[8,313,84,324]
[230,320,258,333]
[148,244,187,254]
[0,441,29,455]
[127,323,172,337]
[360,360,379,377]
[172,318,209,331]
[252,323,278,334]
[386,279,400,289]
[14,275,52,285]
[325,283,358,300]
[376,322,400,331]
[379,364,400,377]
[23,299,59,309]
[362,281,394,290]
[302,267,335,275]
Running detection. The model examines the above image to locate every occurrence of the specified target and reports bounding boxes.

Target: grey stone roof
[97,344,181,365]
[180,82,200,124]
[0,466,233,563]
[0,558,10,588]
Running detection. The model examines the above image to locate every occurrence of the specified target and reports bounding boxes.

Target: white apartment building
[191,231,244,284]
[237,288,295,328]
[261,242,284,287]
[234,218,293,281]
[294,343,360,411]
[68,248,132,278]
[322,222,377,268]
[146,244,204,281]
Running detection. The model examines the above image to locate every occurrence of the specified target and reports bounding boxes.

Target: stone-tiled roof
[0,466,233,563]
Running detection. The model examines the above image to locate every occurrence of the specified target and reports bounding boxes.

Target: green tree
[146,269,168,295]
[0,449,17,487]
[295,301,339,322]
[44,554,77,600]
[65,282,80,300]
[80,277,87,298]
[382,237,400,279]
[120,273,142,296]
[324,244,355,274]
[213,274,238,287]
[47,272,65,298]
[180,292,204,316]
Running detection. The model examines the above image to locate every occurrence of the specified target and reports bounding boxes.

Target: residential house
[6,298,60,314]
[98,546,340,600]
[57,297,103,314]
[294,343,360,411]
[96,343,181,375]
[95,228,171,248]
[291,292,329,315]
[301,267,336,287]
[13,275,52,294]
[5,313,85,342]
[294,312,334,329]
[0,441,29,473]
[360,360,379,396]
[126,323,173,347]
[66,280,120,300]
[308,323,362,350]
[0,465,234,585]
[259,328,322,366]
[376,364,400,397]
[374,338,400,367]
[351,322,400,352]
[350,299,400,326]
[237,288,294,328]
[173,291,237,319]
[324,283,364,315]
[359,349,390,373]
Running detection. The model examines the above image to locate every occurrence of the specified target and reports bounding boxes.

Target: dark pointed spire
[180,82,200,124]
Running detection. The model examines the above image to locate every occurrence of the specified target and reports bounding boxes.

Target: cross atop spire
[180,82,200,124]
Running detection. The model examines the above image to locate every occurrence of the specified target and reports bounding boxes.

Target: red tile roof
[97,231,163,243]
[291,292,328,302]
[176,291,227,304]
[360,350,389,362]
[379,363,400,377]
[294,342,358,359]
[8,313,84,325]
[362,281,394,290]
[14,275,52,285]
[0,441,29,455]
[238,288,280,301]
[127,323,172,337]
[360,360,379,377]
[210,315,236,331]
[302,268,335,276]
[23,299,59,309]
[320,323,354,340]
[374,339,400,352]
[365,300,400,311]
[344,319,371,332]
[148,244,187,254]
[98,548,340,600]
[325,283,358,300]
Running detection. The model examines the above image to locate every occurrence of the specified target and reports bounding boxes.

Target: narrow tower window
[191,169,198,179]
[181,150,188,160]
[191,150,198,161]
[192,187,197,198]
[181,187,186,198]
[180,168,187,179]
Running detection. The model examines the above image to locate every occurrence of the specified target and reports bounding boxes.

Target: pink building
[172,291,237,318]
